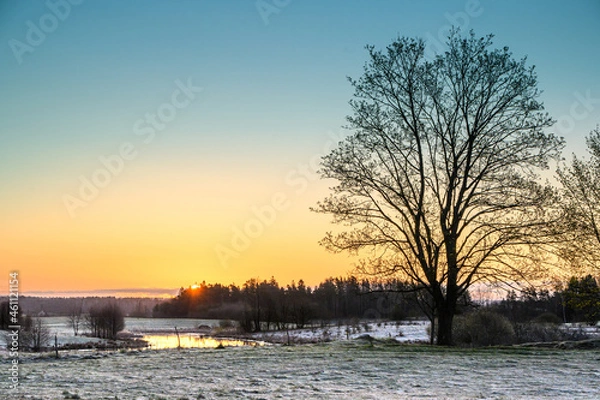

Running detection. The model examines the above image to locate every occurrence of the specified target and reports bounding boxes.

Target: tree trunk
[437,236,459,345]
[435,283,457,345]
[436,305,454,345]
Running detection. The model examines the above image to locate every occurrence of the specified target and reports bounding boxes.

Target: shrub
[218,319,234,329]
[453,310,515,347]
[531,312,562,325]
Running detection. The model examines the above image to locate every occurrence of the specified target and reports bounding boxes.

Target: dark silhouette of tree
[287,280,314,328]
[242,278,262,332]
[21,316,50,352]
[0,301,10,330]
[313,30,563,345]
[86,303,125,340]
[67,299,84,336]
[563,275,600,325]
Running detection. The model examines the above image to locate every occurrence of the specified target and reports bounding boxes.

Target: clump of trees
[86,304,125,340]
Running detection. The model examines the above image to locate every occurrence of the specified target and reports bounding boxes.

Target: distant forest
[153,277,439,330]
[0,296,162,318]
[152,275,599,332]
[2,275,597,334]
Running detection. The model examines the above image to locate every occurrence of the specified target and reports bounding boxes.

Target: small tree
[67,300,84,336]
[21,316,51,352]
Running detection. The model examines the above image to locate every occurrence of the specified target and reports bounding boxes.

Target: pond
[142,333,265,349]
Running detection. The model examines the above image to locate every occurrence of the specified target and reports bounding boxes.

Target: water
[142,333,264,349]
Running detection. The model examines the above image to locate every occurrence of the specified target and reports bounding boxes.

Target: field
[2,318,600,399]
[2,343,599,399]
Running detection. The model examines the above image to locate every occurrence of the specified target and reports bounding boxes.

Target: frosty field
[2,318,599,399]
[3,343,600,399]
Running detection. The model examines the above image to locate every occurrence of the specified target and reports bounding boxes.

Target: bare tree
[557,126,600,272]
[21,316,51,352]
[313,30,563,345]
[67,299,84,336]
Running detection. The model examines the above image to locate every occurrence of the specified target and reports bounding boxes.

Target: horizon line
[14,287,179,299]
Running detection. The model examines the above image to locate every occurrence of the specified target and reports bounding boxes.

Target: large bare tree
[557,127,600,272]
[313,30,563,345]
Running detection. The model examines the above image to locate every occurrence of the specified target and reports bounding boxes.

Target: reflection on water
[143,334,264,349]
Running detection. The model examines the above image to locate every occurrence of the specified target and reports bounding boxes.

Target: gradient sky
[1,0,599,297]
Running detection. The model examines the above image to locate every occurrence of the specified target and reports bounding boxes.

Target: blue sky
[1,0,599,295]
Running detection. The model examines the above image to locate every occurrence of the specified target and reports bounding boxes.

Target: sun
[190,283,200,290]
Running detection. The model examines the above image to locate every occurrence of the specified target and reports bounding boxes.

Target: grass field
[3,342,600,399]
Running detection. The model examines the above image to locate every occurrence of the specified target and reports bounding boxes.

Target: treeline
[153,275,599,333]
[0,296,162,318]
[488,275,600,325]
[153,276,452,331]
[449,275,600,347]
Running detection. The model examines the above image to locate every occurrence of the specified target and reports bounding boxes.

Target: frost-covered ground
[2,342,599,399]
[0,318,223,348]
[0,318,430,349]
[2,318,600,399]
[247,320,429,344]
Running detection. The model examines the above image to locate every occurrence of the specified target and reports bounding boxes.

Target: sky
[1,0,599,297]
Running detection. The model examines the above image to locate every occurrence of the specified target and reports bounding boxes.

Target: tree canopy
[313,30,564,345]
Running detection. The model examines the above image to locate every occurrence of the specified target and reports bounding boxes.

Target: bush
[218,319,234,329]
[453,310,515,347]
[531,312,562,325]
